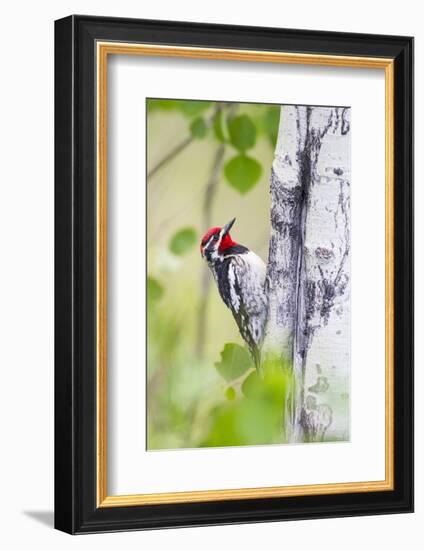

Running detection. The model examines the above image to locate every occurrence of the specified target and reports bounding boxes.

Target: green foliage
[213,109,229,143]
[202,357,294,447]
[190,117,207,139]
[214,343,253,382]
[147,98,212,118]
[149,99,276,198]
[224,154,263,194]
[147,276,164,304]
[228,114,257,152]
[178,100,212,117]
[146,98,180,112]
[241,369,259,397]
[169,227,197,255]
[225,386,236,401]
[146,99,304,451]
[263,106,281,148]
[146,300,203,450]
[147,299,182,366]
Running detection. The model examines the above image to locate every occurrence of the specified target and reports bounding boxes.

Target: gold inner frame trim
[96,41,395,508]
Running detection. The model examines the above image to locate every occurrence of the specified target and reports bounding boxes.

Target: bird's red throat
[219,232,236,252]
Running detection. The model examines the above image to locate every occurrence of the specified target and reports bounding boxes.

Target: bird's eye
[213,234,219,241]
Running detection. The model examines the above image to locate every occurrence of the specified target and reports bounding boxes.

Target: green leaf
[213,109,229,143]
[228,114,256,151]
[201,358,296,448]
[225,387,236,401]
[201,405,244,447]
[263,106,281,148]
[177,100,212,117]
[241,370,261,398]
[147,277,164,303]
[190,117,207,139]
[224,155,262,194]
[146,99,180,112]
[215,343,253,382]
[169,227,197,255]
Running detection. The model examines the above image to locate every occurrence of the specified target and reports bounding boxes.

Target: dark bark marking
[341,108,350,135]
[308,376,330,394]
[301,403,333,442]
[267,106,350,442]
[293,107,350,440]
[267,169,304,336]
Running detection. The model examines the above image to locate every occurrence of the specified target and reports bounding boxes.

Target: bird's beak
[222,217,236,238]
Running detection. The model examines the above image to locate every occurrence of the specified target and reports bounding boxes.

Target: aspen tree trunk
[263,105,351,443]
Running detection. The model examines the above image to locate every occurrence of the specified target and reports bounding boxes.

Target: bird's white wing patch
[228,263,241,313]
[233,252,267,315]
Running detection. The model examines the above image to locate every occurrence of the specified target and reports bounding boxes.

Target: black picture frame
[55,14,414,534]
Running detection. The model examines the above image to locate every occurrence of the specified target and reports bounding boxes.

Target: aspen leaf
[169,228,197,255]
[228,114,256,151]
[213,109,229,143]
[178,100,211,117]
[224,155,262,194]
[263,105,281,148]
[147,277,164,303]
[225,387,236,401]
[190,117,207,139]
[215,343,253,382]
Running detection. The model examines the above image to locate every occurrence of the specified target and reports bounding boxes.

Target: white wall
[0,0,420,547]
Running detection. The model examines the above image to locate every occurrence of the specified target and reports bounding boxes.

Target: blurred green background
[146,98,289,450]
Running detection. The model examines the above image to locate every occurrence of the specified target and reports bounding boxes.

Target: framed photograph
[54,15,413,534]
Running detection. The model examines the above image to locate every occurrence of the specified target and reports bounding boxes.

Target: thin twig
[147,135,193,179]
[147,103,225,180]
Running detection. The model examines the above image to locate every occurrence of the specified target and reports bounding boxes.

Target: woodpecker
[200,218,268,369]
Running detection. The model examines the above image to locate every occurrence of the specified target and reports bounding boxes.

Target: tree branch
[147,103,229,181]
[147,135,193,179]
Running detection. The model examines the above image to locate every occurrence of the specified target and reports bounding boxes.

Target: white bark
[262,107,304,360]
[263,105,351,442]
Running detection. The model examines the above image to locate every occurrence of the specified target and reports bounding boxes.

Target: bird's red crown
[200,220,237,254]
